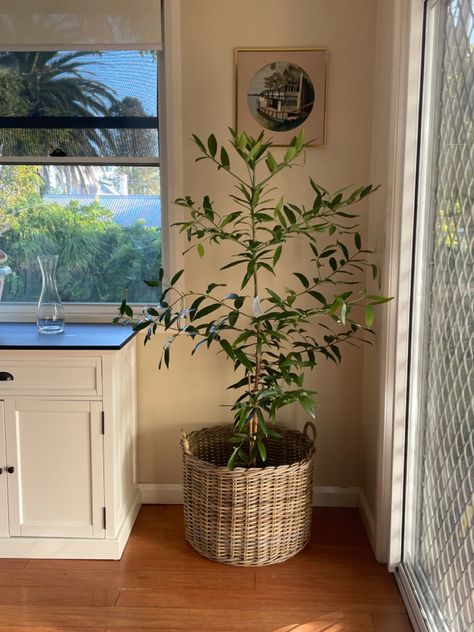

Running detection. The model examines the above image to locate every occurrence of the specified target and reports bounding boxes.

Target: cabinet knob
[6,466,14,474]
[0,372,13,381]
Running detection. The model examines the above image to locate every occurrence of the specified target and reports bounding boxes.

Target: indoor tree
[118,129,390,468]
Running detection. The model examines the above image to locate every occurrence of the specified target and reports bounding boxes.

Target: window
[0,1,164,315]
[0,50,161,307]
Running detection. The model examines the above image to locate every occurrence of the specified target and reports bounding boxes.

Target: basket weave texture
[181,423,315,566]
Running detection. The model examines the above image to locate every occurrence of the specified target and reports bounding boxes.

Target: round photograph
[247,61,315,132]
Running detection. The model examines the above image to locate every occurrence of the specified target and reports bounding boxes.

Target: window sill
[0,302,127,324]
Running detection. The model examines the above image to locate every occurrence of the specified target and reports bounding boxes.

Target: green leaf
[227,447,239,470]
[273,245,282,267]
[283,205,297,224]
[170,269,184,285]
[194,303,221,320]
[189,296,206,319]
[330,345,342,363]
[234,296,245,309]
[366,294,393,304]
[219,339,235,360]
[133,320,150,332]
[257,440,267,463]
[144,279,161,287]
[293,272,309,288]
[331,193,343,206]
[299,394,315,419]
[309,291,326,305]
[284,145,297,163]
[207,134,217,157]
[295,128,304,151]
[338,241,349,259]
[191,134,206,153]
[365,305,375,328]
[354,232,362,250]
[266,151,278,173]
[228,310,239,327]
[241,261,255,290]
[220,211,241,227]
[203,195,214,220]
[206,282,226,293]
[256,408,269,435]
[360,184,373,198]
[220,146,230,169]
[197,243,205,258]
[234,348,253,370]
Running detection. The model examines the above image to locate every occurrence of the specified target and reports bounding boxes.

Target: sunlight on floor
[275,620,348,632]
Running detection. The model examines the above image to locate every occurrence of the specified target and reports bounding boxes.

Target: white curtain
[0,0,161,50]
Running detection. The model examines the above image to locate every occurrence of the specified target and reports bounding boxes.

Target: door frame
[372,0,425,565]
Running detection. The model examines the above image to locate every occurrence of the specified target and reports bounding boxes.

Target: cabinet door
[0,401,8,537]
[4,399,105,538]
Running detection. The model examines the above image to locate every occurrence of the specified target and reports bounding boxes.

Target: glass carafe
[37,255,65,334]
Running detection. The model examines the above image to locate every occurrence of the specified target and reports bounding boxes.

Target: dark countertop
[0,322,136,350]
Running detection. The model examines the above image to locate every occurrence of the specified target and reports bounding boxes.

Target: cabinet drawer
[0,357,102,397]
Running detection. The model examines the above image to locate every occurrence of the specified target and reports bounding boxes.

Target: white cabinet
[4,398,105,539]
[0,325,140,559]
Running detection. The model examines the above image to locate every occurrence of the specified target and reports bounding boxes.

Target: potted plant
[117,129,390,566]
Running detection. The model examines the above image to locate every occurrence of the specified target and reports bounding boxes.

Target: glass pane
[0,127,159,158]
[0,50,158,158]
[403,1,474,631]
[0,165,161,303]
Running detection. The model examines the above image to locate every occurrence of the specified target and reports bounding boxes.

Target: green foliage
[0,166,43,236]
[118,130,391,469]
[2,199,161,304]
[0,69,31,116]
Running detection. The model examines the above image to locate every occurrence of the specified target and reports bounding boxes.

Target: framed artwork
[235,48,327,147]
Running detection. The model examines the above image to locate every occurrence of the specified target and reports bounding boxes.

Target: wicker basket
[181,422,316,566]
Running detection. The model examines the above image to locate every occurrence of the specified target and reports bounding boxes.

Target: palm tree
[0,51,121,192]
[0,51,118,159]
[0,51,117,117]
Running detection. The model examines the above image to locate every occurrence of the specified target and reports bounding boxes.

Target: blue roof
[43,194,161,228]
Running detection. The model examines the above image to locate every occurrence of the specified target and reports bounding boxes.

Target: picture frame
[235,48,327,147]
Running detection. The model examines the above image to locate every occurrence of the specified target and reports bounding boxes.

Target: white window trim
[383,0,425,569]
[372,0,425,564]
[0,0,184,323]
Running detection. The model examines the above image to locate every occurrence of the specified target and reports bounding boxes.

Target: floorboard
[0,506,412,631]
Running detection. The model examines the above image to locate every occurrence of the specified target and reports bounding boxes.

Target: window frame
[0,0,183,323]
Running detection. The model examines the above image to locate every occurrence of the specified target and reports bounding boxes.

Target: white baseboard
[358,488,376,549]
[138,484,377,554]
[138,483,359,507]
[140,483,184,504]
[313,485,359,507]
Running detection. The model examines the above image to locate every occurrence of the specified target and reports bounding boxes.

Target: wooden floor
[0,506,412,632]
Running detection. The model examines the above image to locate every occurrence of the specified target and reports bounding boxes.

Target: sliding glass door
[400,1,473,630]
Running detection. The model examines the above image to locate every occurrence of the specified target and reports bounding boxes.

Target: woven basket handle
[303,421,317,445]
[180,428,191,454]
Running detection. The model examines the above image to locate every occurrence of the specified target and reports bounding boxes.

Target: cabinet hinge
[102,506,107,530]
[101,411,105,435]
